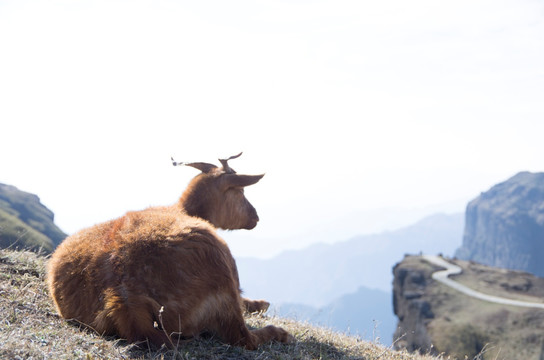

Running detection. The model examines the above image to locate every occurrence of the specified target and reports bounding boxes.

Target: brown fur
[47,164,292,349]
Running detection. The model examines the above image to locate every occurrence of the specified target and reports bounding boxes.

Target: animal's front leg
[242,297,270,313]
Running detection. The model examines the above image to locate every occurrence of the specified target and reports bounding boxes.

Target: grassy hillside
[0,248,440,360]
[0,208,55,250]
[0,183,66,252]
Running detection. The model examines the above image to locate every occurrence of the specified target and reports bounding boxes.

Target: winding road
[422,255,544,309]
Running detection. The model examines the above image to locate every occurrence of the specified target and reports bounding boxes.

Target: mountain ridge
[237,212,464,306]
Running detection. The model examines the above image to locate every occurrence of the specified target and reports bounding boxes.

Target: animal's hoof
[254,300,270,313]
[273,326,295,344]
[285,333,296,344]
[243,298,270,313]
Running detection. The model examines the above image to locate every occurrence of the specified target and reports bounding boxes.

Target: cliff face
[455,172,544,277]
[392,257,436,354]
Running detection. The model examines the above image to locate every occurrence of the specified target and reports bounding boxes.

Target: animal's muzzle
[245,208,259,230]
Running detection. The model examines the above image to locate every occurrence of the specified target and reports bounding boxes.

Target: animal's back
[47,205,238,342]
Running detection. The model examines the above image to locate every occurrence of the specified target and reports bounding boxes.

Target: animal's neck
[178,190,212,224]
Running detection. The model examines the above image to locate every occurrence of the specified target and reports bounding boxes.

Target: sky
[1,0,543,258]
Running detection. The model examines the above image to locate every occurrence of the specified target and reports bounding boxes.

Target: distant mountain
[455,171,544,277]
[237,212,464,346]
[274,286,397,344]
[237,212,464,307]
[0,183,66,252]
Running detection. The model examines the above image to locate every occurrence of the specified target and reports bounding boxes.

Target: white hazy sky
[1,0,543,258]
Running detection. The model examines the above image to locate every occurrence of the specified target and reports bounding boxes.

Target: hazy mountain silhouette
[274,286,397,344]
[236,212,464,345]
[237,212,464,307]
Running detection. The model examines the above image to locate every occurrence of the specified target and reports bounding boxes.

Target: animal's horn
[171,157,218,174]
[219,152,243,174]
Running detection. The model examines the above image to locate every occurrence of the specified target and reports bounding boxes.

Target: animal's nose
[245,219,258,230]
[245,210,259,229]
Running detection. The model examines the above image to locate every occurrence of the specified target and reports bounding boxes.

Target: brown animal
[47,153,293,349]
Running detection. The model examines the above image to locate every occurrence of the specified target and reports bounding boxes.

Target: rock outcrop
[455,171,544,277]
[393,255,544,359]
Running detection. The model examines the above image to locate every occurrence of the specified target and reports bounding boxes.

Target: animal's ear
[185,162,218,174]
[172,157,218,174]
[221,174,264,190]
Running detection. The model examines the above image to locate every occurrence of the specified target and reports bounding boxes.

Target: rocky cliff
[392,256,437,354]
[393,255,544,359]
[455,171,544,277]
[0,183,66,252]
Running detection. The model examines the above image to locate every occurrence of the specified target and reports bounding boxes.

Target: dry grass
[0,248,440,360]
